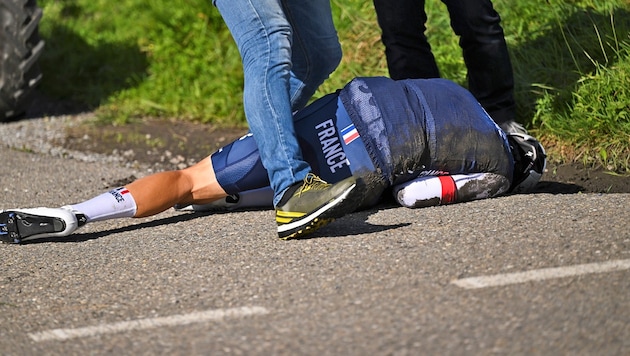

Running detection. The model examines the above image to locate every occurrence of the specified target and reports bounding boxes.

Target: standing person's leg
[373,0,440,79]
[215,0,362,239]
[214,0,309,205]
[283,0,342,110]
[442,0,517,128]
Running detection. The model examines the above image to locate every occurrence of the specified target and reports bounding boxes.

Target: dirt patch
[535,164,630,194]
[63,118,247,170]
[61,118,630,194]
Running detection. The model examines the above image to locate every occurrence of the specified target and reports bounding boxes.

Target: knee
[325,43,343,71]
[312,42,342,82]
[240,25,293,71]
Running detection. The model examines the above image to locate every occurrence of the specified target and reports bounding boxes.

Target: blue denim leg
[214,0,341,206]
[283,0,342,110]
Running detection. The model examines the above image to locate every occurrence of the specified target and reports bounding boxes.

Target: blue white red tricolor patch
[341,124,360,145]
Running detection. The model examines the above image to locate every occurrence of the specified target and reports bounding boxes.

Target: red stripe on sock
[438,176,457,204]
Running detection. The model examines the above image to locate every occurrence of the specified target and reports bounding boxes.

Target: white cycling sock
[394,175,457,208]
[67,187,137,222]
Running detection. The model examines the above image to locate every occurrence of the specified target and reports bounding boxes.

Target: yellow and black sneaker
[276,173,362,240]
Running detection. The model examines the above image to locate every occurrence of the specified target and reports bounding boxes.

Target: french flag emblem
[341,124,360,145]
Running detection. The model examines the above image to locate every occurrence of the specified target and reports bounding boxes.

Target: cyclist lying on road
[0,77,546,244]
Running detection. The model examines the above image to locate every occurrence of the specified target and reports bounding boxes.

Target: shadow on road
[22,207,409,244]
[530,181,584,194]
[23,212,218,244]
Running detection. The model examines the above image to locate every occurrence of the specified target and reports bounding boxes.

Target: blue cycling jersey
[340,77,513,185]
[212,77,513,206]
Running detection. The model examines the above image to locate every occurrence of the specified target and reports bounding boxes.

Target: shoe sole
[277,180,363,240]
[0,211,67,244]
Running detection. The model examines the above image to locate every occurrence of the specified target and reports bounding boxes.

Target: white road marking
[452,259,630,289]
[29,306,269,342]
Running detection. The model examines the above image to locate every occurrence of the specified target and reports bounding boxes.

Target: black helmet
[507,132,547,193]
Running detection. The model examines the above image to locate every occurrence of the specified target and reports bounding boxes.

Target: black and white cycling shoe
[0,208,87,244]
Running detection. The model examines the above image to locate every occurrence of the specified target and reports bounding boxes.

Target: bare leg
[127,157,228,218]
[0,156,230,243]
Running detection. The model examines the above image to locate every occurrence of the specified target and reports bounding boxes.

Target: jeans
[214,0,342,205]
[372,0,516,125]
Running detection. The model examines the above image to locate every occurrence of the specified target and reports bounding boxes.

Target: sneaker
[0,207,87,244]
[276,173,362,240]
[499,120,528,135]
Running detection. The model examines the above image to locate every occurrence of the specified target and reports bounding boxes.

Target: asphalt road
[1,131,629,355]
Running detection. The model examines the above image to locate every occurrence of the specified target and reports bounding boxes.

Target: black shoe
[275,173,362,239]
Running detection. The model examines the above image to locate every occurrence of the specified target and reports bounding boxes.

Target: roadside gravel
[0,114,129,167]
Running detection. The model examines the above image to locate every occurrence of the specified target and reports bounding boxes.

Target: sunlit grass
[36,0,630,171]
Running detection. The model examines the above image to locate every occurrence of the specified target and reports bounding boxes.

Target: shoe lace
[297,173,330,195]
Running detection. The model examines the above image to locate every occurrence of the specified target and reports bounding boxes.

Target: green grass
[37,0,630,172]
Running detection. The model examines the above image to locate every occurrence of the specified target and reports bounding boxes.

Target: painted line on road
[29,306,270,342]
[452,259,630,290]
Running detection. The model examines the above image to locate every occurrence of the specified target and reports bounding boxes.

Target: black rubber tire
[0,0,44,122]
